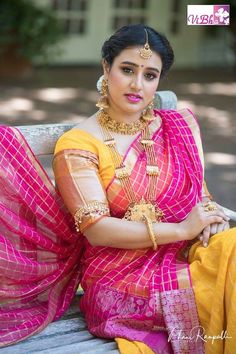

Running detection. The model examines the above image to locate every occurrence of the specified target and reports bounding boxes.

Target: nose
[130,74,142,91]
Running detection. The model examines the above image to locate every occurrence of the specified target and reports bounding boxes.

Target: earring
[96,75,109,109]
[142,100,154,121]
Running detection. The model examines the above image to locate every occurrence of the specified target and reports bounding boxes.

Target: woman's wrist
[175,223,187,241]
[153,222,186,245]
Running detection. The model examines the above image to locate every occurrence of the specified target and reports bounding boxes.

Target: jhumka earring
[142,99,154,121]
[96,75,109,109]
[139,28,153,60]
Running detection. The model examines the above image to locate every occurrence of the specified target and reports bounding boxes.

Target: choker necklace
[97,110,148,135]
[98,111,164,223]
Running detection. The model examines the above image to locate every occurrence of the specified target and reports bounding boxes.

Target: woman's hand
[198,204,230,247]
[178,202,230,242]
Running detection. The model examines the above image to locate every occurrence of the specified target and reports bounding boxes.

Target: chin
[123,107,143,116]
[123,101,145,112]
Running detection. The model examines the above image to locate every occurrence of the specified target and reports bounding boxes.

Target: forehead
[113,46,162,70]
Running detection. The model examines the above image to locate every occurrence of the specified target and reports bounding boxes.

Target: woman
[53,24,234,354]
[0,24,235,353]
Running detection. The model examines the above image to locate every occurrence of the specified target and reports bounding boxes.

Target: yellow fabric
[189,227,236,354]
[115,338,155,354]
[54,128,115,189]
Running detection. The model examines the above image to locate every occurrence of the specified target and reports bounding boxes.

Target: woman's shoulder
[72,113,102,140]
[54,114,104,155]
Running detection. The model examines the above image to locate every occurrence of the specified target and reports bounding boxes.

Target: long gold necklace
[98,110,164,223]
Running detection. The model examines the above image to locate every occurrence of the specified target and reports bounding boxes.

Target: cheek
[110,76,122,89]
[108,73,128,98]
[145,81,159,97]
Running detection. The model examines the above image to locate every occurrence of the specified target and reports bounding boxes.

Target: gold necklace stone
[97,109,147,135]
[98,111,164,223]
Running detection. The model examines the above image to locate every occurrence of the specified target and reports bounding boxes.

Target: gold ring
[203,201,217,212]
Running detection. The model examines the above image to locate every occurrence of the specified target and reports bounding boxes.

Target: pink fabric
[0,126,83,346]
[79,110,204,353]
[1,109,204,353]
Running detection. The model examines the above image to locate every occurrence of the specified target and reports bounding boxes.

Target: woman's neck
[106,106,142,123]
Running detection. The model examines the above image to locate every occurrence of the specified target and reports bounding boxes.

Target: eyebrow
[121,61,160,73]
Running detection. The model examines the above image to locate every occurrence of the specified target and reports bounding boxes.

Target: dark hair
[101,24,174,78]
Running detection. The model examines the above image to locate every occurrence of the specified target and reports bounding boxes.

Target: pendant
[124,198,164,222]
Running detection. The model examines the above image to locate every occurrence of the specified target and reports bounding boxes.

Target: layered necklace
[98,109,164,223]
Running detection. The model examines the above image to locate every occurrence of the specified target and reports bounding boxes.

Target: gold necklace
[97,109,147,135]
[98,112,164,223]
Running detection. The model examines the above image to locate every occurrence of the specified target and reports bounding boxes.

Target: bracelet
[143,215,158,251]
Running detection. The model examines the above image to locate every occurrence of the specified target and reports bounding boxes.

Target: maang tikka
[139,28,153,60]
[96,75,109,109]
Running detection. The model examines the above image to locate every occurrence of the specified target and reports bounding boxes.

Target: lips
[125,93,142,103]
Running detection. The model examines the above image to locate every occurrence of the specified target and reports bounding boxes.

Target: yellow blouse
[55,128,114,189]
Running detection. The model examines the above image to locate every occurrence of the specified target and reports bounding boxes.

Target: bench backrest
[17,90,177,156]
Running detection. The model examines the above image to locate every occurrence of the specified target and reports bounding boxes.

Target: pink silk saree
[1,109,204,353]
[0,126,83,346]
[78,109,205,353]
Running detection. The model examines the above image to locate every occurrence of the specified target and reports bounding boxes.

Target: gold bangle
[143,215,157,251]
[74,201,110,232]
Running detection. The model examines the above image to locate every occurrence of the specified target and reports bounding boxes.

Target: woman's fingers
[182,202,230,241]
[202,202,229,222]
[200,220,230,248]
[203,208,230,226]
[202,225,210,247]
[193,202,231,247]
[214,222,226,234]
[223,222,230,231]
[210,223,218,235]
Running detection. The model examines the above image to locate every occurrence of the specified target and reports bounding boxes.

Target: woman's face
[103,46,162,120]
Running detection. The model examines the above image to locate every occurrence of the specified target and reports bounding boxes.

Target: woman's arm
[84,205,227,249]
[53,130,228,250]
[84,216,181,248]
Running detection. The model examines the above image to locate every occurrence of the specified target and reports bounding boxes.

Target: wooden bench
[2,91,236,354]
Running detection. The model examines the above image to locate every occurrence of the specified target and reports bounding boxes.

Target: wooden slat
[35,339,119,354]
[1,294,119,354]
[2,331,97,353]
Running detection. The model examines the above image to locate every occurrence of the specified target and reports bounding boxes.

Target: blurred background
[0,0,235,211]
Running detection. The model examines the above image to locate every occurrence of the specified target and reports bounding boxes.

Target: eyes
[121,66,158,81]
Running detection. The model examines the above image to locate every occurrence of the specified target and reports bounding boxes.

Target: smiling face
[103,46,162,122]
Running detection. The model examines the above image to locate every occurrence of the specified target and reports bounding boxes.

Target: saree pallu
[0,126,83,346]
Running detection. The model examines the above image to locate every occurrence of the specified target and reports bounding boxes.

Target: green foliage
[0,0,63,62]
